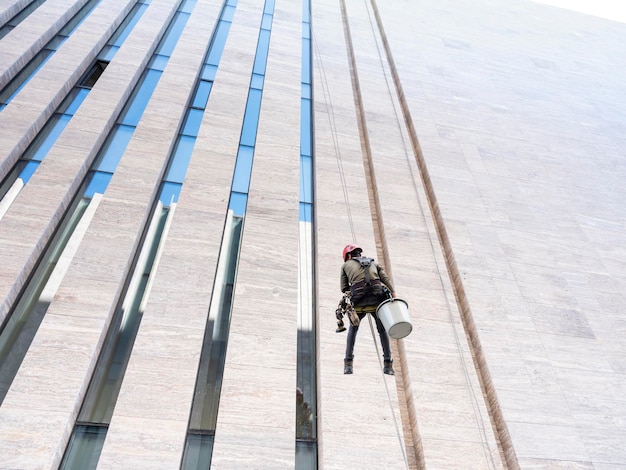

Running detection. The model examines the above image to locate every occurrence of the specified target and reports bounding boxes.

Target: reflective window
[207,21,230,65]
[300,99,311,157]
[149,54,169,71]
[24,114,72,162]
[120,69,163,126]
[158,12,191,56]
[109,3,149,46]
[62,88,91,115]
[165,135,197,183]
[296,0,317,467]
[240,88,262,146]
[228,192,247,216]
[222,4,236,22]
[94,125,135,173]
[300,154,312,203]
[60,425,106,470]
[250,73,264,90]
[159,181,182,206]
[299,202,312,223]
[179,0,198,14]
[181,108,204,137]
[231,146,254,193]
[261,13,272,30]
[84,171,113,197]
[201,64,218,81]
[252,30,270,75]
[302,38,311,83]
[18,161,39,184]
[192,81,212,109]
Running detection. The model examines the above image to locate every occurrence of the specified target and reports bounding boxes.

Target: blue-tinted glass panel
[182,434,214,470]
[240,89,262,147]
[149,55,169,71]
[206,21,230,65]
[181,108,204,137]
[62,87,90,115]
[0,49,53,105]
[179,0,197,14]
[158,12,190,57]
[60,425,107,470]
[111,4,148,46]
[300,154,312,203]
[261,13,272,30]
[302,3,310,24]
[252,29,271,75]
[192,81,212,109]
[59,0,100,36]
[222,4,236,22]
[228,192,247,216]
[299,202,312,222]
[27,114,72,161]
[301,83,311,100]
[300,99,311,157]
[96,125,135,172]
[250,73,264,90]
[160,181,182,207]
[263,0,275,14]
[201,64,217,81]
[98,45,118,62]
[121,69,162,126]
[231,146,254,193]
[302,38,311,84]
[84,171,113,198]
[166,135,196,183]
[18,160,40,184]
[47,36,66,51]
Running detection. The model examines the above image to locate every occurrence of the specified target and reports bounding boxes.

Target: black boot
[383,360,394,376]
[344,359,353,374]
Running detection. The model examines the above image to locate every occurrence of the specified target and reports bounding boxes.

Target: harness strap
[356,257,374,285]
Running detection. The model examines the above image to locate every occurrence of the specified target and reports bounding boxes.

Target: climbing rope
[312,3,409,468]
[312,34,357,244]
[362,0,498,467]
[367,313,410,469]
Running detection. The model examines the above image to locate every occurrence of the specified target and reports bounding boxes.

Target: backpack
[348,257,387,306]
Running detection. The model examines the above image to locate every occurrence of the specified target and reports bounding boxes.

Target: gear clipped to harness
[335,293,360,333]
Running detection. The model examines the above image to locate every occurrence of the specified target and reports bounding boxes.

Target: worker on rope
[340,244,395,375]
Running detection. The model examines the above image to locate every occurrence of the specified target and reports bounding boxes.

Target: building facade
[1,0,625,468]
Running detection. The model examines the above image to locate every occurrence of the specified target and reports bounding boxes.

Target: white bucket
[376,298,412,339]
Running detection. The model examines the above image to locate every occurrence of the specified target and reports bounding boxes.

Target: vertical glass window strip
[0,0,47,40]
[181,2,273,468]
[0,1,150,219]
[0,175,101,405]
[296,0,317,467]
[0,0,103,110]
[0,0,188,414]
[59,1,238,468]
[60,203,171,470]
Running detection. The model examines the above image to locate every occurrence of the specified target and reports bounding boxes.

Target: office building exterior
[1,0,625,468]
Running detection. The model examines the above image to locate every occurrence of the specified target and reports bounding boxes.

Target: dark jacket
[340,257,394,306]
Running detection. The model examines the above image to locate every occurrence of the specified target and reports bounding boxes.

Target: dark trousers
[345,312,392,362]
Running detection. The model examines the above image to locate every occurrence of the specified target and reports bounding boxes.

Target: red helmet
[342,244,362,261]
